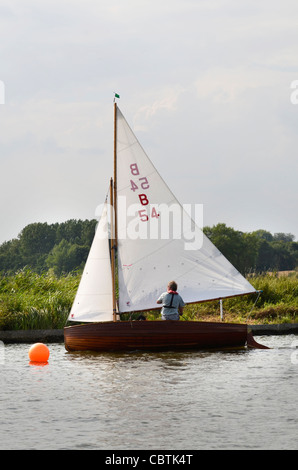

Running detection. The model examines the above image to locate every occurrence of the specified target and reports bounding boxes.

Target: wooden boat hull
[64,321,268,352]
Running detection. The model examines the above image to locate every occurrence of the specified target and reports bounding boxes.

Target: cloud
[0,0,298,243]
[133,85,186,131]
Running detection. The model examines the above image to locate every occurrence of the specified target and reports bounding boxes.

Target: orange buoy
[28,343,50,363]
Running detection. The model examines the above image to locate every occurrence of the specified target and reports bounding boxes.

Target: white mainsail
[116,106,256,313]
[68,201,114,322]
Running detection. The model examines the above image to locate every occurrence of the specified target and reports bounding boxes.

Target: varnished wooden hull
[64,321,265,352]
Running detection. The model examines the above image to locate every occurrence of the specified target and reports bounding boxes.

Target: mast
[110,178,117,322]
[111,102,118,321]
[113,102,118,248]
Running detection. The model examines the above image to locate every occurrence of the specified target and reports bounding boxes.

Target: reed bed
[0,270,297,329]
[145,272,298,324]
[182,272,298,324]
[0,269,79,330]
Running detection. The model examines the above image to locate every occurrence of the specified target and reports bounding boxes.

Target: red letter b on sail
[139,194,149,205]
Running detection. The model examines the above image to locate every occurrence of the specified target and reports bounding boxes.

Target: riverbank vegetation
[0,219,97,275]
[0,269,297,330]
[0,221,297,276]
[0,270,79,330]
[0,220,297,329]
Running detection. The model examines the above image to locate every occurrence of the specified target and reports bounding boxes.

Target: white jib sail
[68,201,114,322]
[116,107,256,313]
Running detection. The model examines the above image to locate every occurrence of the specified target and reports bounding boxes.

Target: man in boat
[157,281,185,320]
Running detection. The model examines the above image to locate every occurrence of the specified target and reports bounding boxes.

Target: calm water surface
[1,335,297,450]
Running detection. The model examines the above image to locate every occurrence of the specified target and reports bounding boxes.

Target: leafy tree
[80,219,97,246]
[55,219,97,245]
[0,219,297,275]
[203,223,257,274]
[252,229,273,242]
[271,241,296,271]
[273,233,295,243]
[46,240,89,276]
[255,240,276,272]
[0,239,23,272]
[19,223,56,269]
[240,232,259,273]
[56,220,83,244]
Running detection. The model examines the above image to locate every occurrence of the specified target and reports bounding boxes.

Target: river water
[0,335,297,450]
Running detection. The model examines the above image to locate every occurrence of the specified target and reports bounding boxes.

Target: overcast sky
[0,0,298,244]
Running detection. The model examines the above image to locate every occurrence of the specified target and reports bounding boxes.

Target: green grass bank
[0,269,298,330]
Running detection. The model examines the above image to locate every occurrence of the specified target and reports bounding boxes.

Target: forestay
[116,107,256,313]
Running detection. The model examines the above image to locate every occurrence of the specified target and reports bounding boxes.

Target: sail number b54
[130,178,149,191]
[129,163,160,221]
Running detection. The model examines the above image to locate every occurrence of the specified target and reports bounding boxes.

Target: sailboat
[64,102,268,352]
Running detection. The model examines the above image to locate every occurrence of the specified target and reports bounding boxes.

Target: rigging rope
[246,290,262,322]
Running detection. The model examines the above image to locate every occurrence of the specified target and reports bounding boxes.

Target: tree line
[0,219,97,276]
[204,224,298,274]
[0,220,297,276]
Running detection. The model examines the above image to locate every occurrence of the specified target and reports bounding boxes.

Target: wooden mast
[110,178,117,322]
[113,102,118,248]
[111,102,118,321]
